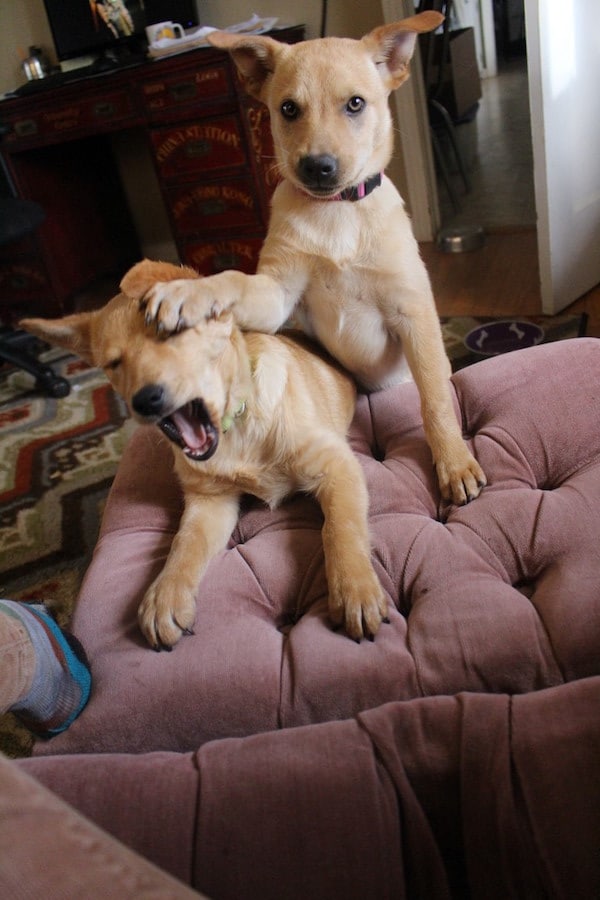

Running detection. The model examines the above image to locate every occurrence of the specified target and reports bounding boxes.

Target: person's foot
[0,600,91,738]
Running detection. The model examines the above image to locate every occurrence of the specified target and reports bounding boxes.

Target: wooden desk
[0,27,303,322]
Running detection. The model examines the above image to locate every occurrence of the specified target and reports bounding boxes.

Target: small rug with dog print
[441,313,588,371]
[0,312,587,756]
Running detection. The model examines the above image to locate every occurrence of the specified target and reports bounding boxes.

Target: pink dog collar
[330,172,383,202]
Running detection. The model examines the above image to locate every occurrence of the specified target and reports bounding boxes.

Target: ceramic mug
[146,21,184,43]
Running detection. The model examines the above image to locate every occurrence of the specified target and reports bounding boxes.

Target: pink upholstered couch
[3,338,600,898]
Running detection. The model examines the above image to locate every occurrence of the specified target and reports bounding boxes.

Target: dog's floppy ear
[120,258,200,302]
[363,11,444,91]
[20,311,97,365]
[207,31,285,101]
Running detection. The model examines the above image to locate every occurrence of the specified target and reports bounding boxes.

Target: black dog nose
[297,154,338,189]
[132,384,165,417]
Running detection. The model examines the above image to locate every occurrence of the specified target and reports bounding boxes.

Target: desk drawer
[141,63,232,117]
[243,100,278,194]
[168,176,263,235]
[151,116,247,178]
[182,236,263,275]
[9,89,135,143]
[0,257,50,308]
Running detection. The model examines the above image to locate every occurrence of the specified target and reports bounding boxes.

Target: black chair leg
[430,99,472,195]
[430,128,461,213]
[0,331,70,398]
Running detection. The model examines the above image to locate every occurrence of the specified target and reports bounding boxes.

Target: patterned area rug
[0,349,137,609]
[0,313,587,757]
[0,348,137,756]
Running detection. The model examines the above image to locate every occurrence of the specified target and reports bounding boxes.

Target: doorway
[435,0,536,232]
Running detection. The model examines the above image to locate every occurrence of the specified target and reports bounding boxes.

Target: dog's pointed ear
[120,259,200,302]
[207,31,285,101]
[19,312,97,365]
[363,11,444,91]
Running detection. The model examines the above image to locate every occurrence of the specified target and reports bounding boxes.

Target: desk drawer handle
[185,140,211,159]
[170,82,196,101]
[14,119,38,137]
[94,101,116,118]
[213,252,241,270]
[200,199,226,215]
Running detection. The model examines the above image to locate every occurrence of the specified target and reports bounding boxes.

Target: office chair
[0,153,70,398]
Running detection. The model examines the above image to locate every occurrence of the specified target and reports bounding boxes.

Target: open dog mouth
[159,399,219,461]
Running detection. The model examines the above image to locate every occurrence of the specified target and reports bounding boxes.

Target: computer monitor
[43,1,199,65]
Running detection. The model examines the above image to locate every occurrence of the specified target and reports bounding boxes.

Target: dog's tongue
[171,407,211,454]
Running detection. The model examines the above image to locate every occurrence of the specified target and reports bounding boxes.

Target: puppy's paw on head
[120,258,199,302]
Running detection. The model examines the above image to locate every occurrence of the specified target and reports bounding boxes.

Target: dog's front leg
[138,492,240,650]
[141,270,300,336]
[395,301,486,505]
[300,438,388,640]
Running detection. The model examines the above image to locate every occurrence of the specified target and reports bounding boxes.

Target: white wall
[0,1,55,93]
[0,0,389,92]
[199,0,380,42]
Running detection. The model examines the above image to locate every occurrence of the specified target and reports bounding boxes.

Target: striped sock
[0,600,91,738]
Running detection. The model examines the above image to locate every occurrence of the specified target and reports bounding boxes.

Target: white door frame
[381,0,440,241]
[524,0,600,313]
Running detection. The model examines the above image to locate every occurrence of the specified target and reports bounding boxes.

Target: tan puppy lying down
[21,260,388,650]
[139,11,486,506]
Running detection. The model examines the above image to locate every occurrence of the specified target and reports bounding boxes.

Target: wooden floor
[420,229,600,337]
[76,230,600,337]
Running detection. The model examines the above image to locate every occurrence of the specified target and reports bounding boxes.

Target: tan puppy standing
[141,11,486,505]
[21,260,388,650]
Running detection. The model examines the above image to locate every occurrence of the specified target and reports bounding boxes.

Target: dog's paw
[436,448,487,505]
[138,577,196,651]
[328,562,388,642]
[140,280,221,336]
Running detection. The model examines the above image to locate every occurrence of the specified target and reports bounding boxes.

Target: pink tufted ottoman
[6,337,600,898]
[29,337,600,757]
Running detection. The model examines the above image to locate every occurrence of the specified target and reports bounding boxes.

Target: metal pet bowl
[437,225,485,253]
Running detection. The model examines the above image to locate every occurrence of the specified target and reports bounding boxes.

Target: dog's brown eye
[104,358,121,372]
[346,96,365,115]
[281,99,299,120]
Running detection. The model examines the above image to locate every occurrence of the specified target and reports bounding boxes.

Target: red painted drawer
[0,258,50,303]
[8,89,135,143]
[182,236,263,275]
[167,176,263,235]
[151,116,247,178]
[141,63,232,117]
[243,101,279,195]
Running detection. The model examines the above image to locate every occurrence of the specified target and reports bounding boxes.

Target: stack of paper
[147,15,279,60]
